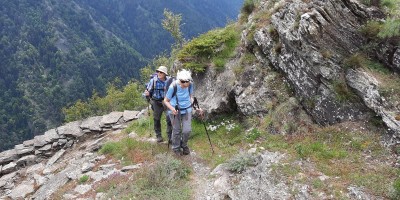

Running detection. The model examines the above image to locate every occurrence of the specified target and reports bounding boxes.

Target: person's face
[179,79,190,88]
[157,71,166,79]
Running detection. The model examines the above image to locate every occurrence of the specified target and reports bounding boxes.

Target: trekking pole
[168,114,175,150]
[168,105,179,150]
[193,97,214,154]
[148,100,152,137]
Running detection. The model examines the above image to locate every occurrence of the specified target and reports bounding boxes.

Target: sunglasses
[180,80,190,83]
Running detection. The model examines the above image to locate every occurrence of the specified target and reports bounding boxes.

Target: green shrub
[99,141,123,155]
[378,19,400,38]
[63,81,146,122]
[98,154,191,200]
[227,152,257,173]
[177,25,239,72]
[241,0,256,15]
[213,57,227,70]
[344,53,366,69]
[143,154,190,187]
[79,175,90,184]
[360,21,383,39]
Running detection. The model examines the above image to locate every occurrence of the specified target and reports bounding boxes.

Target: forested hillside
[0,0,243,151]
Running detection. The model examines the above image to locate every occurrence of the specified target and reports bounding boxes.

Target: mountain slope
[0,0,243,151]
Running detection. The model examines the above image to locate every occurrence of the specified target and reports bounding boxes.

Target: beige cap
[156,66,168,75]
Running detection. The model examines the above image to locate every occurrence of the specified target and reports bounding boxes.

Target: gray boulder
[57,121,83,138]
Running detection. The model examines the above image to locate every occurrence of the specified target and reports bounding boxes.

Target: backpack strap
[171,80,192,98]
[172,81,192,110]
[152,76,157,92]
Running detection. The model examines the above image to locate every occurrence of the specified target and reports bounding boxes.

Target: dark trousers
[151,99,172,140]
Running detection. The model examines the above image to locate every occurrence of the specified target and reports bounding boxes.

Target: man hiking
[163,69,202,156]
[144,66,172,143]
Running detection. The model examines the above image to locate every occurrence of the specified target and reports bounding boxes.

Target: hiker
[144,66,172,143]
[163,69,202,156]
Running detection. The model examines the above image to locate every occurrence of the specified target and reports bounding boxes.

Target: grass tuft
[79,175,90,184]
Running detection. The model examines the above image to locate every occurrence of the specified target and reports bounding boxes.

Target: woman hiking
[163,69,202,156]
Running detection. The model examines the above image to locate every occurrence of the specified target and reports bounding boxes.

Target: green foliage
[344,53,365,68]
[344,53,390,74]
[79,175,90,184]
[241,0,256,15]
[144,154,191,186]
[381,0,399,10]
[140,53,171,85]
[392,178,400,199]
[295,142,348,160]
[96,153,191,200]
[63,82,146,122]
[99,137,161,165]
[187,116,246,167]
[162,9,185,48]
[227,152,257,173]
[177,25,240,72]
[361,0,400,39]
[246,128,261,142]
[378,19,400,38]
[360,21,383,39]
[115,154,191,200]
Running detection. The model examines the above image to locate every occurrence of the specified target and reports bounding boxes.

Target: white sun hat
[176,69,192,81]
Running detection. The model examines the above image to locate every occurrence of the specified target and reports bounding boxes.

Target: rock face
[0,110,141,178]
[0,110,144,199]
[194,0,400,140]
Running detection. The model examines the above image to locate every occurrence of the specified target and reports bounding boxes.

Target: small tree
[162,9,185,48]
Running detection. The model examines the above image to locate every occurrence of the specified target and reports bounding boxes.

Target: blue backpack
[144,73,171,101]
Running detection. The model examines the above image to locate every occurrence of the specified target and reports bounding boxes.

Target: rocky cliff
[194,0,400,143]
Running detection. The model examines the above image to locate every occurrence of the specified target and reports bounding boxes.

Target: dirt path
[130,131,218,199]
[183,151,215,200]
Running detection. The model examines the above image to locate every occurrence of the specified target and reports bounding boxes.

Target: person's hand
[195,108,204,119]
[171,109,178,115]
[144,90,150,96]
[196,108,203,114]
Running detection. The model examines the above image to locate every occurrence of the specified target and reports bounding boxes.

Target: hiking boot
[156,136,164,143]
[182,147,190,155]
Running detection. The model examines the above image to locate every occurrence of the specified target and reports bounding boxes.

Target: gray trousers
[151,100,172,139]
[169,112,192,151]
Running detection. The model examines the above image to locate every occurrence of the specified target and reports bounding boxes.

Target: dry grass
[261,122,397,198]
[370,70,400,109]
[50,180,78,200]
